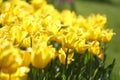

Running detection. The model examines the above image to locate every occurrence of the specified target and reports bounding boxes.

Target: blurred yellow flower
[88,27,101,40]
[9,26,28,46]
[75,39,87,54]
[100,29,115,43]
[88,41,101,55]
[58,48,74,65]
[31,35,56,69]
[62,32,78,49]
[98,50,104,61]
[19,37,31,49]
[0,66,29,80]
[0,0,2,5]
[61,10,77,27]
[0,39,22,74]
[31,44,56,68]
[19,50,31,66]
[32,0,46,9]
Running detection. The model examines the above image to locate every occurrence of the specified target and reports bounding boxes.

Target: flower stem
[0,69,2,79]
[30,37,32,48]
[65,48,69,70]
[9,74,11,80]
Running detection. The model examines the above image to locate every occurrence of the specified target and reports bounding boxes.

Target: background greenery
[48,0,120,79]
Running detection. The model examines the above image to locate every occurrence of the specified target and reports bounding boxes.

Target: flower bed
[0,0,115,80]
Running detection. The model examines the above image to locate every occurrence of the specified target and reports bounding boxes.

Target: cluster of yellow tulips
[0,0,115,80]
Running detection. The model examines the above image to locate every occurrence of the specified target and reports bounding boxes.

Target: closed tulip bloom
[0,40,22,74]
[32,45,55,68]
[31,36,56,69]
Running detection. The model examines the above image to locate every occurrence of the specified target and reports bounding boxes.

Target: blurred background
[47,0,120,79]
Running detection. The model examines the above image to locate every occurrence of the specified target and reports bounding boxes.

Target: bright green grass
[57,0,120,79]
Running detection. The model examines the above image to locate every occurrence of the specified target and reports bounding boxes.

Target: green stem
[38,69,40,80]
[30,37,32,48]
[50,59,54,79]
[65,48,69,70]
[103,43,107,62]
[63,48,69,80]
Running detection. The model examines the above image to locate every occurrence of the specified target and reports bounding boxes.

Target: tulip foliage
[0,0,115,80]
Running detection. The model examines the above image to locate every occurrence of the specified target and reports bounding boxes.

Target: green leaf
[55,72,61,78]
[105,59,116,78]
[90,68,98,80]
[62,74,66,80]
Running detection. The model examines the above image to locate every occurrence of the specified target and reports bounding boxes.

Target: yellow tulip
[31,36,56,68]
[19,37,31,49]
[88,27,101,40]
[9,27,28,46]
[88,41,101,55]
[61,10,77,27]
[0,42,22,74]
[98,50,104,61]
[0,67,29,80]
[58,48,74,65]
[75,39,87,54]
[32,0,46,9]
[62,32,78,49]
[100,29,115,43]
[31,45,55,68]
[19,50,31,66]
